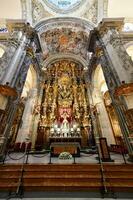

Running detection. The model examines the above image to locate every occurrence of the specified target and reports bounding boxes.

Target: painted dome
[44,0,86,13]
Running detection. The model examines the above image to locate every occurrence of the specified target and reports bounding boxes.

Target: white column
[16,88,37,143]
[96,100,116,145]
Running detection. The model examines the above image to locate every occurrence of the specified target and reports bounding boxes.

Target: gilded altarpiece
[36,60,90,148]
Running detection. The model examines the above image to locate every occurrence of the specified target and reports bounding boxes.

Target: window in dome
[45,0,84,13]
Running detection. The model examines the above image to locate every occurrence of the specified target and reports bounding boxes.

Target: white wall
[0,0,22,19]
[108,0,133,18]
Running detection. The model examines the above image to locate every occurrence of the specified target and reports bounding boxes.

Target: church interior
[0,0,133,199]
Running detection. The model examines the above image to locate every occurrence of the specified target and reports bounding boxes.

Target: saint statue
[61,115,70,137]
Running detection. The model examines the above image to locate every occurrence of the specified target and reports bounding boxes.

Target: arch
[34,16,95,31]
[35,17,94,63]
[21,64,37,98]
[43,0,86,14]
[42,53,88,71]
[37,0,93,17]
[91,64,116,145]
[0,44,6,58]
[124,42,133,61]
[124,41,133,49]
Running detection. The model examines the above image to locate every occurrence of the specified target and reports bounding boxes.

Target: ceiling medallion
[44,0,86,14]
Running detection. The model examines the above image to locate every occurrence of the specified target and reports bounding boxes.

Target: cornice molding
[34,16,95,31]
[97,18,125,35]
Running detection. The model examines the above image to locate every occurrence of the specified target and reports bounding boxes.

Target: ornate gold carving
[38,59,90,146]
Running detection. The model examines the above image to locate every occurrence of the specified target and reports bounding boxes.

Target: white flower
[59,152,72,159]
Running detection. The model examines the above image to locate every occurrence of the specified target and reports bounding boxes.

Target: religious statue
[60,115,70,137]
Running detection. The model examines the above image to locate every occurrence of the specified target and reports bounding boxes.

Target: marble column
[16,88,37,143]
[96,45,133,157]
[98,20,133,83]
[0,49,35,160]
[96,19,133,148]
[0,40,18,83]
[1,34,28,87]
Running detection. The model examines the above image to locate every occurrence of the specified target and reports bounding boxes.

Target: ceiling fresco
[36,18,94,62]
[40,27,89,60]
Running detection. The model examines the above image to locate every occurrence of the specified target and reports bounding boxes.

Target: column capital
[6,19,26,33]
[6,19,36,40]
[97,18,124,36]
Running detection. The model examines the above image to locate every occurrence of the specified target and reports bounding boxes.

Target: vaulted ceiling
[0,0,133,25]
[35,17,93,64]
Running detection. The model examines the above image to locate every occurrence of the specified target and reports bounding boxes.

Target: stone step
[0,163,133,193]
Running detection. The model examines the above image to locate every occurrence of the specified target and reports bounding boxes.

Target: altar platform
[50,142,81,157]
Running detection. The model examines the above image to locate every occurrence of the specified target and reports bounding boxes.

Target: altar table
[50,142,81,157]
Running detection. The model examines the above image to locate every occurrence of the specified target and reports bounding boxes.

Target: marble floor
[2,151,130,164]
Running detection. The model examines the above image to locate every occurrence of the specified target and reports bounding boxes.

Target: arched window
[126,45,133,61]
[0,46,5,58]
[44,0,85,13]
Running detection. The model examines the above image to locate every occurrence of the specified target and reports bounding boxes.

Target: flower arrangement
[59,152,72,160]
